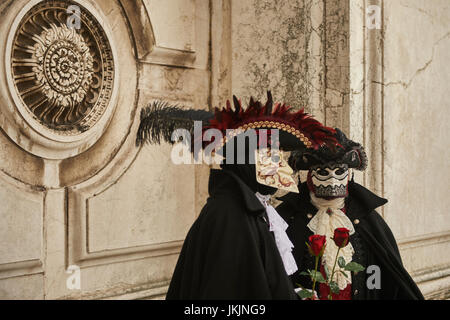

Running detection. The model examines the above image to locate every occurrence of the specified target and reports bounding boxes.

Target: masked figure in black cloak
[136,92,338,299]
[276,128,424,300]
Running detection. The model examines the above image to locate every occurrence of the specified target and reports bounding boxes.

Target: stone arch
[118,0,155,60]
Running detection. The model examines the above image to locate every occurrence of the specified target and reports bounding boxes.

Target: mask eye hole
[335,168,346,175]
[317,169,329,176]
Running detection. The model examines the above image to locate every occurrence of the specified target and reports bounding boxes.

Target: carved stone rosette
[10,0,114,134]
[2,0,118,159]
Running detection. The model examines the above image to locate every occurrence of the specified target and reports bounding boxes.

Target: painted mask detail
[308,163,349,198]
[255,148,299,193]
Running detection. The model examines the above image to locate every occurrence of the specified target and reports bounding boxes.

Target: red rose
[308,235,326,256]
[333,228,350,248]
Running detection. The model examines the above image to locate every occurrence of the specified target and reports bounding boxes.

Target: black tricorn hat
[288,128,368,171]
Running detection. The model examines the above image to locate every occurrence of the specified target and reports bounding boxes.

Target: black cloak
[276,181,424,300]
[166,168,298,300]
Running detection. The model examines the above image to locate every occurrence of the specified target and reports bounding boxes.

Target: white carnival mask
[255,148,299,193]
[310,163,349,198]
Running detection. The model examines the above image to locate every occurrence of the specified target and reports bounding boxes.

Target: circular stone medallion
[7,0,116,142]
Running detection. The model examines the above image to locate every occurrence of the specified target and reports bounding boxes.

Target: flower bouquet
[297,228,365,300]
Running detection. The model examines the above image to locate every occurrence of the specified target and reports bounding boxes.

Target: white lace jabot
[308,192,355,290]
[255,192,298,276]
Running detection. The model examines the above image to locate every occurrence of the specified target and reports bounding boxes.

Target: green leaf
[299,271,310,276]
[297,289,313,299]
[344,262,365,273]
[338,256,346,268]
[310,270,326,283]
[329,281,340,294]
[340,270,349,278]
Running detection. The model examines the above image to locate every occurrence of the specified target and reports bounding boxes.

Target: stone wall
[348,0,450,299]
[0,0,211,299]
[382,0,450,299]
[0,0,448,299]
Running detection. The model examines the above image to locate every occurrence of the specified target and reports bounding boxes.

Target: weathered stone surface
[144,0,195,52]
[0,0,448,300]
[0,0,210,300]
[382,1,450,286]
[87,144,197,252]
[0,178,43,265]
[348,0,450,298]
[231,0,317,112]
[0,274,43,299]
[323,0,350,132]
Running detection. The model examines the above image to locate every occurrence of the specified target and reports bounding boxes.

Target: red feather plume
[203,92,338,150]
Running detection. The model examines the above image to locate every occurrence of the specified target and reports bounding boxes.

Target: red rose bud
[308,235,326,256]
[333,228,350,248]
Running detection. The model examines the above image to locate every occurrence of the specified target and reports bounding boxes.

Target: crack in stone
[399,2,435,21]
[374,32,450,89]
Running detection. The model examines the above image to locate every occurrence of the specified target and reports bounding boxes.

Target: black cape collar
[208,169,266,214]
[278,181,388,220]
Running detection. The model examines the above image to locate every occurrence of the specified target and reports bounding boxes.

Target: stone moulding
[65,89,186,268]
[67,178,185,269]
[411,263,450,300]
[0,259,43,280]
[0,169,45,280]
[1,0,119,159]
[127,0,197,68]
[118,0,154,60]
[398,231,450,250]
[119,0,198,67]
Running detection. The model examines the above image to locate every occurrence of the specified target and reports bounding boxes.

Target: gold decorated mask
[255,148,299,193]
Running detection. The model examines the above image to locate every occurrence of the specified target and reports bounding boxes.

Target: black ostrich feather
[136,100,213,147]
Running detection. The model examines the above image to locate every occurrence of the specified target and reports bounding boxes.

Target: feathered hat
[136,91,338,154]
[288,128,368,171]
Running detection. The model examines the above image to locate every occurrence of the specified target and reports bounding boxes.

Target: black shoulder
[349,182,388,212]
[363,209,402,259]
[275,195,298,221]
[200,194,243,220]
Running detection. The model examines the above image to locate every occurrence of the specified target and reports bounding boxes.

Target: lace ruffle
[255,192,298,275]
[308,193,355,290]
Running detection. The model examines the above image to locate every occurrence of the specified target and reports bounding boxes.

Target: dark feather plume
[264,91,273,115]
[136,100,213,147]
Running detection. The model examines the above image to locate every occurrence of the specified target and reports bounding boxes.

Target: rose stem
[311,255,319,300]
[328,246,341,300]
